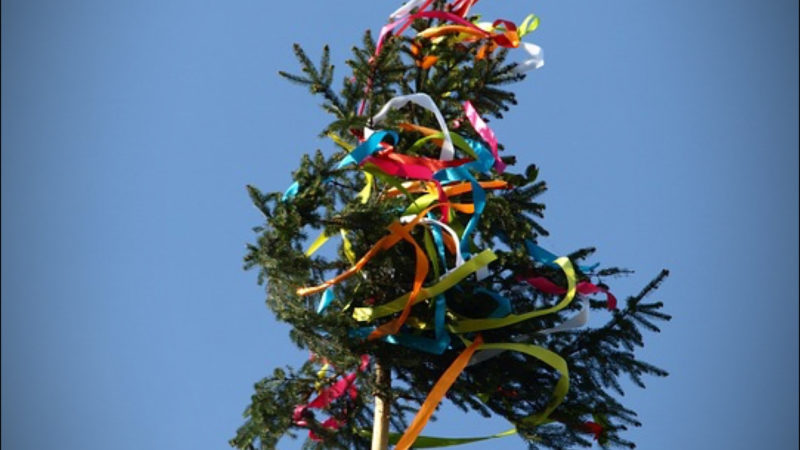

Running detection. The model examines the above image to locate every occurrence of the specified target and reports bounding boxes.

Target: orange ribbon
[416,24,520,49]
[296,204,441,297]
[385,179,509,198]
[395,334,485,450]
[367,221,429,340]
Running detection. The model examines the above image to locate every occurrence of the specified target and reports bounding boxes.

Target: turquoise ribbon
[317,287,335,314]
[525,240,599,273]
[432,137,494,257]
[282,130,399,201]
[475,287,512,318]
[429,213,448,266]
[384,294,450,354]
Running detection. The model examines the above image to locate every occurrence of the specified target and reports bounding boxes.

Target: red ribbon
[292,355,370,441]
[581,421,604,441]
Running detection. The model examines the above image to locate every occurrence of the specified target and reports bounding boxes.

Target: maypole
[232,0,670,449]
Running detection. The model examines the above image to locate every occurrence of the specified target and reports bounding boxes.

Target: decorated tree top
[232,1,670,449]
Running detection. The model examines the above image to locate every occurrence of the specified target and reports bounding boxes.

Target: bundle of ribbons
[282,1,616,448]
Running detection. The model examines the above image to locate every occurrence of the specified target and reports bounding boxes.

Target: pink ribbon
[309,418,345,441]
[463,100,505,173]
[519,276,618,310]
[359,0,436,115]
[447,0,480,18]
[362,151,455,222]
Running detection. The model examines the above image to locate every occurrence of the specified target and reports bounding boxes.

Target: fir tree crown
[232,1,669,448]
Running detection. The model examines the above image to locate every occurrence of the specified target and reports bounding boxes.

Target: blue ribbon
[428,213,448,268]
[282,130,399,201]
[384,294,450,354]
[282,181,300,201]
[525,240,599,273]
[475,287,512,318]
[431,137,495,258]
[317,287,335,314]
[434,166,485,258]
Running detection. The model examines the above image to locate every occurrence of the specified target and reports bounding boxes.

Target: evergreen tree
[231,2,670,449]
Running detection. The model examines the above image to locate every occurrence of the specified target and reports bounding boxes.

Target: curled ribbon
[370,93,456,161]
[296,203,441,297]
[352,249,497,322]
[449,256,577,333]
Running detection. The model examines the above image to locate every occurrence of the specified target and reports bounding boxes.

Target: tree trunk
[371,359,391,450]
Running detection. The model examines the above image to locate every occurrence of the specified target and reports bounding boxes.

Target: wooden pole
[371,359,391,450]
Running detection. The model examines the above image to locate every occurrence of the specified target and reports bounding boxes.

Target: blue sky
[2,1,797,449]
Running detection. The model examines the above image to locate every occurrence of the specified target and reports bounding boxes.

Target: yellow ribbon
[352,249,497,322]
[449,256,576,333]
[473,342,569,427]
[385,255,576,448]
[305,231,331,257]
[341,229,356,264]
[395,337,569,449]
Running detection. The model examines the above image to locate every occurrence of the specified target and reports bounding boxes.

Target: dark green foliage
[233,10,669,450]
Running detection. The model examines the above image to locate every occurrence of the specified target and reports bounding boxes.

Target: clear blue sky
[2,1,797,449]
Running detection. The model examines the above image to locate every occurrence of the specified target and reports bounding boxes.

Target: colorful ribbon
[415,16,520,49]
[297,203,441,297]
[360,2,543,115]
[524,240,598,273]
[389,428,516,448]
[394,335,570,448]
[447,0,480,18]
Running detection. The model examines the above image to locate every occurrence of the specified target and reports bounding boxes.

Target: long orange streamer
[367,222,429,341]
[394,334,485,450]
[296,204,440,297]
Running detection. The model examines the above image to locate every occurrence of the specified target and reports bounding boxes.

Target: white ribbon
[422,217,464,268]
[537,298,589,334]
[370,93,455,161]
[468,349,505,366]
[513,42,545,74]
[399,215,464,268]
